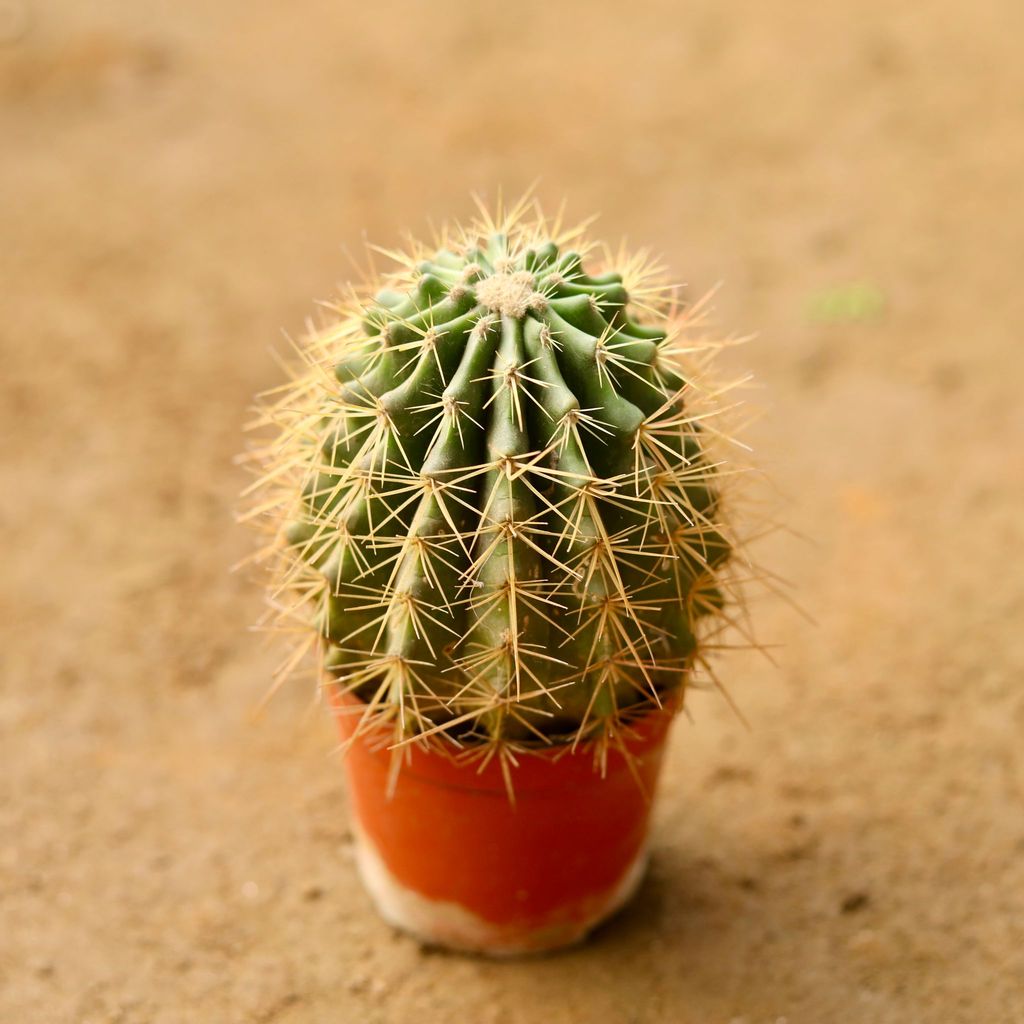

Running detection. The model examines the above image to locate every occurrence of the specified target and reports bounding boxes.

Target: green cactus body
[253,208,737,749]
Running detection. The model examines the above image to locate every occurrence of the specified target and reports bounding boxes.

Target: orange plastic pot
[330,692,678,955]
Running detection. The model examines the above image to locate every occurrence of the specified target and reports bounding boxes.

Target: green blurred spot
[806,282,886,324]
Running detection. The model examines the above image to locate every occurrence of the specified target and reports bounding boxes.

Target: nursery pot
[330,691,678,955]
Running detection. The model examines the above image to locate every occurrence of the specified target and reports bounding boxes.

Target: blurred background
[3,2,1022,1021]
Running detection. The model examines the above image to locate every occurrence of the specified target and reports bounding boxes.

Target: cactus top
[249,205,741,753]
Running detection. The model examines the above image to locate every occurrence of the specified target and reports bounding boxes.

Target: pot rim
[329,685,681,795]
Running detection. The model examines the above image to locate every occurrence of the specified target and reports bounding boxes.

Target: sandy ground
[3,1,1023,1021]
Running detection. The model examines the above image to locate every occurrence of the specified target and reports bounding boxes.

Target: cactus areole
[247,202,747,953]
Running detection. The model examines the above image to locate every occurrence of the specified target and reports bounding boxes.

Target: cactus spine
[248,200,743,753]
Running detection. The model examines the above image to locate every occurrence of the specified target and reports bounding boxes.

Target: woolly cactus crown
[246,198,747,755]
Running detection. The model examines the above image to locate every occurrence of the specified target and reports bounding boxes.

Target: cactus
[246,200,744,753]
